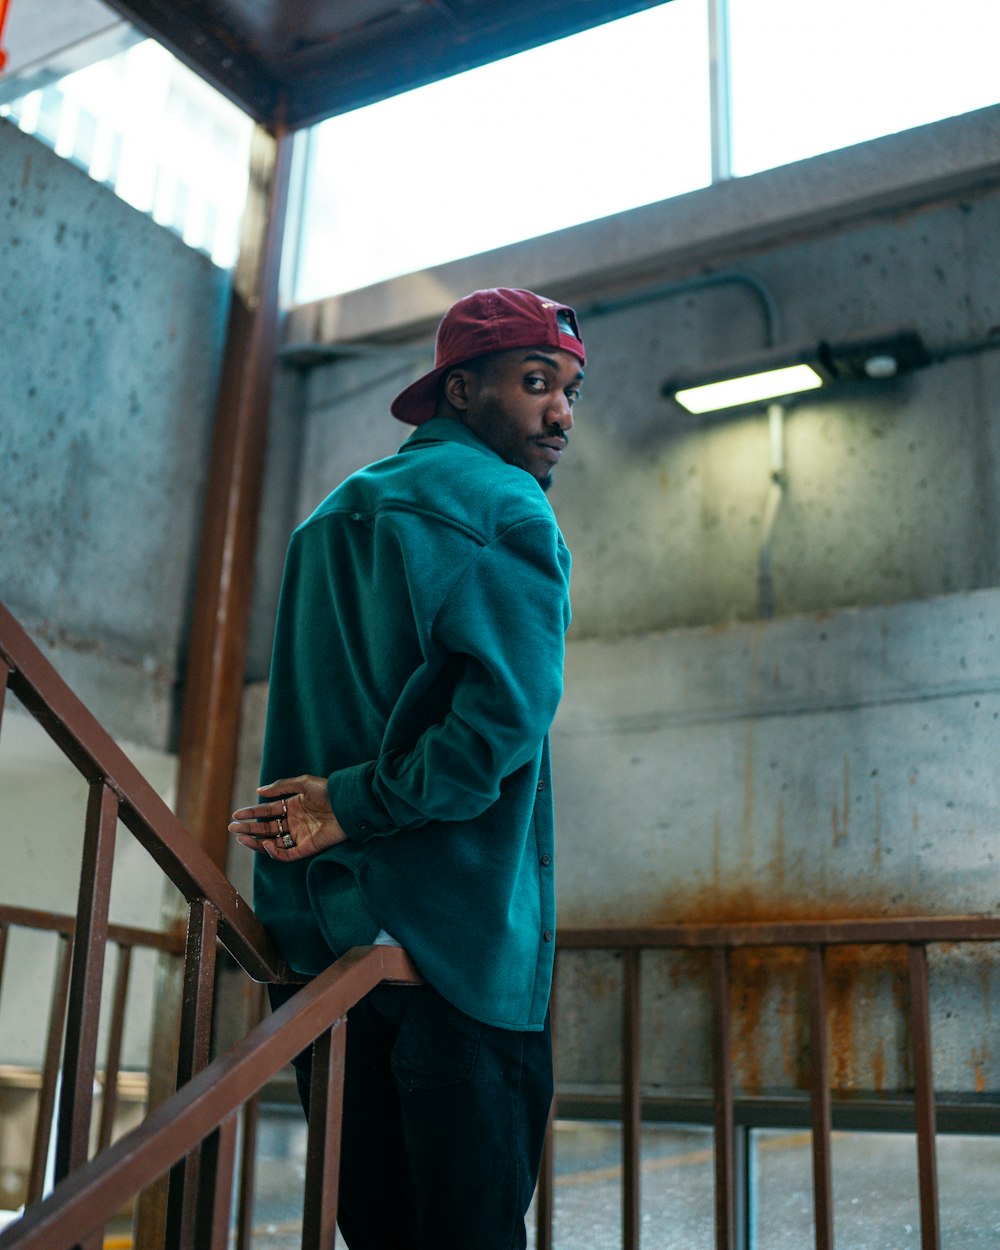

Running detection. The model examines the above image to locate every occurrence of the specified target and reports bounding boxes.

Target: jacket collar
[397,416,501,461]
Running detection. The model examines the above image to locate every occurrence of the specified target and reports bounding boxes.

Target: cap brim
[390,364,448,426]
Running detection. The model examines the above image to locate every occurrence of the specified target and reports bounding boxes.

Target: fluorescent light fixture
[674,363,824,415]
[663,330,931,416]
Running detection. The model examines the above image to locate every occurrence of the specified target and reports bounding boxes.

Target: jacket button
[540,854,552,867]
[536,780,546,792]
[543,930,553,943]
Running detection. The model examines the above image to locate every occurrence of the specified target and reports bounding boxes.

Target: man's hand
[229,774,348,861]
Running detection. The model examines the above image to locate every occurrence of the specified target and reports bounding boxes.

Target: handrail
[0,902,186,955]
[557,914,1000,948]
[0,944,421,1250]
[0,602,287,983]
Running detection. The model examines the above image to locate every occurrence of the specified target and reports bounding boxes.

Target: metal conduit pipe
[579,268,783,347]
[757,402,787,619]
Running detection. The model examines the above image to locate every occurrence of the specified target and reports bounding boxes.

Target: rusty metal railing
[0,601,422,1248]
[0,902,184,1211]
[0,943,419,1250]
[541,919,1000,1250]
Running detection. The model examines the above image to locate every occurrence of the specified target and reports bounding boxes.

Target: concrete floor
[246,1109,1000,1248]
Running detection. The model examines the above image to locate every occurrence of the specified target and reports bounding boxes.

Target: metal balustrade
[0,902,184,1213]
[0,602,420,1250]
[540,922,1000,1250]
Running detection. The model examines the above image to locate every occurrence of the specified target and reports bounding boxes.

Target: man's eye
[565,389,581,406]
[525,375,547,392]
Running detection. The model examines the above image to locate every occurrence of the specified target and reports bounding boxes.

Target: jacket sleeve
[326,515,571,839]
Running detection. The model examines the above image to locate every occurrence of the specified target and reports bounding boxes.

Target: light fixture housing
[662,330,931,416]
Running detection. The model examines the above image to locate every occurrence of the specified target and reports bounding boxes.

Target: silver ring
[280,833,295,849]
[276,815,285,835]
[281,797,289,819]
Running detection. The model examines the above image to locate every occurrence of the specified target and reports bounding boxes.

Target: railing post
[55,781,119,1185]
[806,946,834,1250]
[622,947,641,1250]
[236,1095,261,1250]
[302,1020,348,1250]
[0,923,8,1007]
[908,943,941,1250]
[712,947,735,1250]
[194,1113,239,1250]
[27,933,73,1205]
[166,899,221,1250]
[97,944,133,1153]
[236,980,267,1250]
[0,660,11,730]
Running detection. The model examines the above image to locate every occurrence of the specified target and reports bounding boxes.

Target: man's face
[451,347,584,490]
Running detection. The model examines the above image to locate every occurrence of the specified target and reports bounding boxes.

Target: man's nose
[547,393,574,432]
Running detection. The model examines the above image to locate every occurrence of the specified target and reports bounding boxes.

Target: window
[5,0,999,287]
[1,40,253,268]
[292,0,712,303]
[728,0,1000,176]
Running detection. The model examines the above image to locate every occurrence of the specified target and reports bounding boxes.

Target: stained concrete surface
[0,117,230,749]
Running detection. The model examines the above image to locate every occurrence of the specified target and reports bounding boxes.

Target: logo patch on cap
[556,308,582,341]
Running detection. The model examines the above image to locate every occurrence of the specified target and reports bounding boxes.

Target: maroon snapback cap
[390,287,586,426]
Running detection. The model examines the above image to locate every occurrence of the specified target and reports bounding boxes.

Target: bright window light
[674,364,824,414]
[1,41,252,268]
[294,0,711,303]
[728,0,1000,176]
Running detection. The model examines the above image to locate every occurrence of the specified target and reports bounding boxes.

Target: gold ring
[276,815,285,835]
[281,797,289,820]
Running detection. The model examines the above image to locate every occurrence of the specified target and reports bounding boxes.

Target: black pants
[270,980,553,1250]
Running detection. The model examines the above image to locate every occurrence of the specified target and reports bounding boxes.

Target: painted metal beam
[174,123,293,870]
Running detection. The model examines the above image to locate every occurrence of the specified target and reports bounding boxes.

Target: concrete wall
[555,197,1000,635]
[0,116,231,750]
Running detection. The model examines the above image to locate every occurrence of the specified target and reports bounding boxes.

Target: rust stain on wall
[827,949,857,1090]
[972,1045,988,1094]
[653,885,891,927]
[667,950,706,993]
[722,943,911,1095]
[730,949,770,1095]
[729,948,806,1093]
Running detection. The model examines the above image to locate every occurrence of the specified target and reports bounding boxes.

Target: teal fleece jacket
[253,418,571,1030]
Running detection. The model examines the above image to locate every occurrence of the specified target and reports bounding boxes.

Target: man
[230,288,585,1249]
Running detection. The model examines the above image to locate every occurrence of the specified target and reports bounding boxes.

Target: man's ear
[442,367,474,413]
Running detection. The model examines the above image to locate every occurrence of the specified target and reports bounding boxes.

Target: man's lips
[534,437,567,461]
